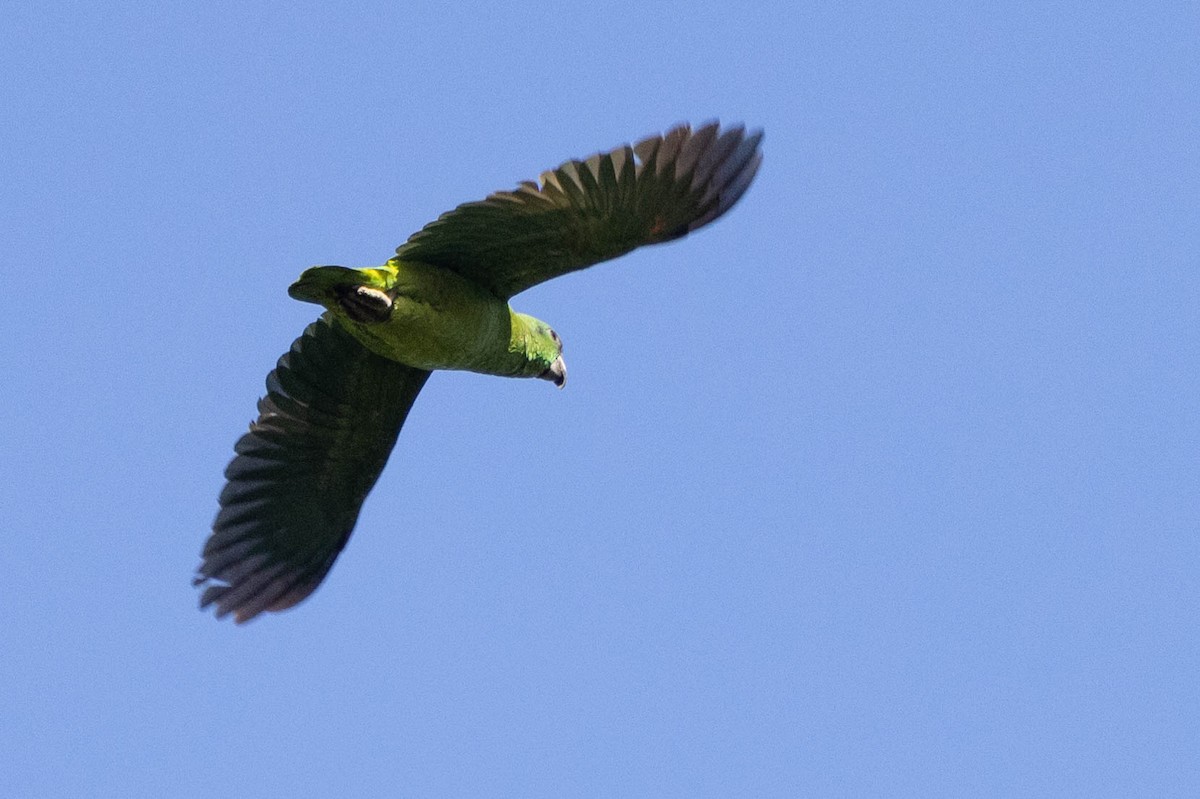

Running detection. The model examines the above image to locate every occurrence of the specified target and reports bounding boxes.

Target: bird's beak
[541,355,567,389]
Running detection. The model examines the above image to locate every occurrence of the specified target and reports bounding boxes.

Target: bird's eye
[550,329,560,343]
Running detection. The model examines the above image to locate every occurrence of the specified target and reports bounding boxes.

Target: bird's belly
[341,264,513,373]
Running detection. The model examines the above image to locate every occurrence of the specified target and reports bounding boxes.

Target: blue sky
[3,2,1197,796]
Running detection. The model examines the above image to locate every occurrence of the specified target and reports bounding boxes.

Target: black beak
[540,355,567,389]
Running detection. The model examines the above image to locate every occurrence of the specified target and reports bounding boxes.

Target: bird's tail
[287,264,395,308]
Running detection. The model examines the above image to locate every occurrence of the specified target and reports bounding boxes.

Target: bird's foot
[336,285,393,323]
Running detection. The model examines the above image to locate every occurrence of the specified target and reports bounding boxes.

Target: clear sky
[3,2,1197,796]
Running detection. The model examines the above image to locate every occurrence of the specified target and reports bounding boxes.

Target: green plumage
[199,317,430,620]
[196,122,763,622]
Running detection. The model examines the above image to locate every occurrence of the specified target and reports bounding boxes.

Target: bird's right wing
[391,122,762,299]
[195,314,431,623]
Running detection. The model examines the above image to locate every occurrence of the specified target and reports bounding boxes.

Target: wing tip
[194,555,322,624]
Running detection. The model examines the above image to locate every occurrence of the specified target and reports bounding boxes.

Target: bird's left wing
[391,122,762,299]
[195,314,431,623]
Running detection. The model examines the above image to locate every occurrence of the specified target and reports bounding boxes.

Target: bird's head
[513,313,567,388]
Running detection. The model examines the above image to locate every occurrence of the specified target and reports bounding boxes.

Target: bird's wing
[195,314,431,623]
[391,122,763,299]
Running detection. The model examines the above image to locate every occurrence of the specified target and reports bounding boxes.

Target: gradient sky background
[3,2,1197,796]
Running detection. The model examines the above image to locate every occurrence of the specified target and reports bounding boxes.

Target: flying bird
[196,122,763,622]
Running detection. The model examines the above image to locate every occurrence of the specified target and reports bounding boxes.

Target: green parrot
[196,122,763,622]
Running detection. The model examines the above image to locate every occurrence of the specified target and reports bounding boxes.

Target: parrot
[195,121,763,622]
